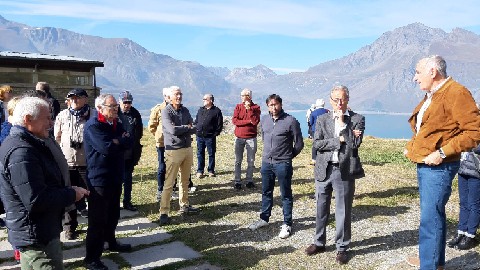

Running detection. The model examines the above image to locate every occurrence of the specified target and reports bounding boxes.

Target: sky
[1,0,480,74]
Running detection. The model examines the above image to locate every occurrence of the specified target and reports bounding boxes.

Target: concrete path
[0,210,220,269]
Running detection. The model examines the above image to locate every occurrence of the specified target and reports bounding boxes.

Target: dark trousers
[64,167,88,232]
[157,147,166,192]
[85,184,122,263]
[314,163,355,251]
[123,159,135,204]
[457,173,480,236]
[260,161,294,226]
[196,136,216,174]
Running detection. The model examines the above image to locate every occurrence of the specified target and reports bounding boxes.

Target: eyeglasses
[122,101,132,104]
[330,97,347,104]
[103,104,119,109]
[203,98,208,101]
[241,94,250,97]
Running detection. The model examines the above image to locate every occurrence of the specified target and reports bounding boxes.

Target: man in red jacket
[232,88,261,190]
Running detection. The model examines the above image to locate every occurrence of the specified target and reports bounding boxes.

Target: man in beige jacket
[148,87,170,201]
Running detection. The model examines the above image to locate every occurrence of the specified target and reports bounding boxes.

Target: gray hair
[424,55,447,78]
[95,94,114,109]
[169,85,181,96]
[11,97,50,127]
[330,85,350,98]
[241,88,252,98]
[204,93,214,102]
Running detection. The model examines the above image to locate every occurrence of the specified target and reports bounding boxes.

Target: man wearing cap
[118,91,143,211]
[308,99,329,165]
[54,88,94,240]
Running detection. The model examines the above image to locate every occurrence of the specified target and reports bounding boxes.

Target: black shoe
[79,209,88,218]
[179,205,200,214]
[64,230,78,240]
[234,183,242,190]
[0,218,5,228]
[246,182,255,189]
[336,251,349,265]
[159,214,171,226]
[457,236,477,250]
[84,260,108,270]
[447,234,465,248]
[107,242,132,252]
[123,203,138,211]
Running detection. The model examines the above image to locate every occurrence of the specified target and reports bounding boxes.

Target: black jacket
[194,105,223,138]
[458,144,480,179]
[118,106,143,165]
[0,126,76,247]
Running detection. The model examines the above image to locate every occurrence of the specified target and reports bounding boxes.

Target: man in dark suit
[304,85,365,265]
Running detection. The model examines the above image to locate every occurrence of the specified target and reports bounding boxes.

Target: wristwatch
[438,148,446,159]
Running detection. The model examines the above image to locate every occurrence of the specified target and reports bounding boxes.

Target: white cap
[315,99,325,108]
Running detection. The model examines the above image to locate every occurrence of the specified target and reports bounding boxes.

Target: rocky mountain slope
[1,16,479,113]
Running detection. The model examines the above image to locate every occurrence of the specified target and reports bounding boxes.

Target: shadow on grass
[352,205,410,222]
[165,223,297,269]
[352,229,418,257]
[445,251,480,270]
[355,186,418,200]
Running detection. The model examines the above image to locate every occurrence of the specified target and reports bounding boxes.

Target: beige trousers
[160,147,193,215]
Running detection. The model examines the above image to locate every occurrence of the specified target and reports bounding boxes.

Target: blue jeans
[457,173,480,236]
[196,136,216,174]
[122,159,134,204]
[260,161,293,226]
[417,161,459,270]
[234,137,257,183]
[157,147,166,192]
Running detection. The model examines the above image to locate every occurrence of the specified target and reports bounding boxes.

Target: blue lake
[287,111,412,139]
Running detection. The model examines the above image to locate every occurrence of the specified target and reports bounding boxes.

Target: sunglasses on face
[122,101,132,104]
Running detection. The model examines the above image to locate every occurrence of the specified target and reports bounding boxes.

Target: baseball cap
[66,88,88,98]
[119,91,133,102]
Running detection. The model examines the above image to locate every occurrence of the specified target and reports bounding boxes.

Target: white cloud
[2,0,480,38]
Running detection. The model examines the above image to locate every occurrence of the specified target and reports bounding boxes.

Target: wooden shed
[0,51,104,108]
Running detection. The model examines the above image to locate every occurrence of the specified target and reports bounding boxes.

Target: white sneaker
[248,219,268,231]
[278,224,292,239]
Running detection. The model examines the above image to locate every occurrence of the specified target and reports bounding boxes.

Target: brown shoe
[304,244,325,256]
[336,251,348,265]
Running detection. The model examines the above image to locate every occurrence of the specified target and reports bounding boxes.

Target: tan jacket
[148,101,167,147]
[406,79,480,163]
[54,108,94,167]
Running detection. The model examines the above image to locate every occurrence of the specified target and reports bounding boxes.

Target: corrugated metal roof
[0,51,102,63]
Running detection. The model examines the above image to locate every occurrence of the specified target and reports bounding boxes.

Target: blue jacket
[261,110,304,163]
[0,126,76,247]
[309,108,329,133]
[84,112,132,187]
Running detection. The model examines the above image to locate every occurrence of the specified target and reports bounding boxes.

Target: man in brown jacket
[405,55,480,270]
[148,87,170,201]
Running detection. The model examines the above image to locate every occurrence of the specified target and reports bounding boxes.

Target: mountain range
[1,15,479,115]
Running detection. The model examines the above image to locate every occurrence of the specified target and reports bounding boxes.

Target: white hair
[95,94,114,109]
[169,85,181,96]
[11,97,50,127]
[241,88,252,98]
[162,87,171,98]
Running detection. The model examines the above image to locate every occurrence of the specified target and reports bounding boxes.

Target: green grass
[124,130,470,269]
